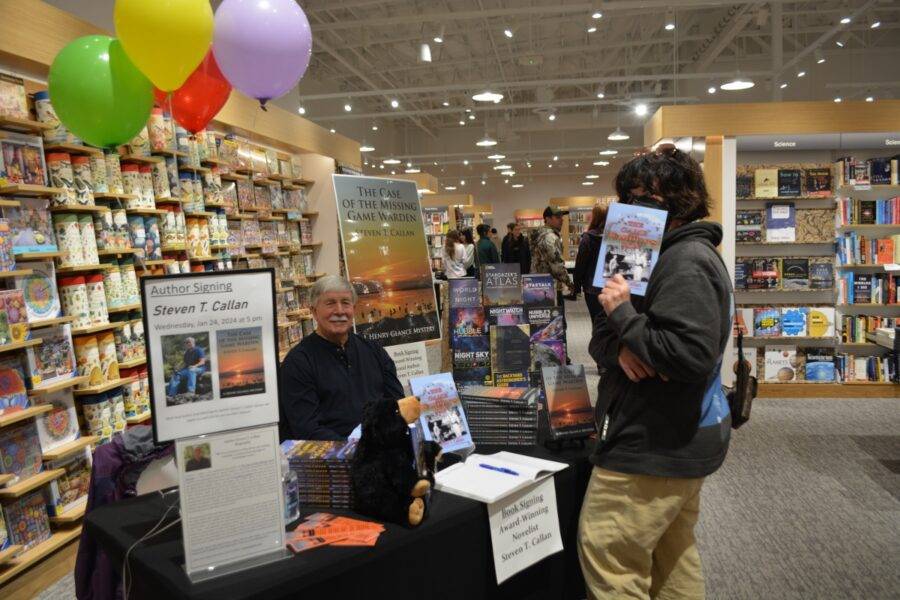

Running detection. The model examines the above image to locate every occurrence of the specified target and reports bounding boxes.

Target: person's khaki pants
[577,466,705,599]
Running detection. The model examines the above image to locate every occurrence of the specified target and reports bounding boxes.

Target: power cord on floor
[122,490,181,600]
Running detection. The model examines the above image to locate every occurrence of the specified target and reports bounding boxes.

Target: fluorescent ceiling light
[419,42,432,63]
[476,135,498,147]
[585,174,599,179]
[664,10,675,30]
[815,49,826,64]
[592,11,602,19]
[797,70,806,78]
[493,164,512,170]
[511,184,524,189]
[501,170,516,176]
[593,160,610,166]
[634,103,648,116]
[444,186,457,191]
[868,14,880,29]
[433,25,445,44]
[599,149,618,156]
[720,78,755,91]
[468,114,476,121]
[487,154,506,160]
[382,158,401,165]
[405,167,420,173]
[582,182,595,186]
[359,144,375,152]
[297,106,306,115]
[608,127,630,141]
[587,26,597,33]
[459,120,465,126]
[840,16,851,24]
[835,33,849,47]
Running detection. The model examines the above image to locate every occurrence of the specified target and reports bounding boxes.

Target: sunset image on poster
[215,327,266,399]
[333,175,440,346]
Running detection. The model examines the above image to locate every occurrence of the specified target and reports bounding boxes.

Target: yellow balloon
[114,0,213,92]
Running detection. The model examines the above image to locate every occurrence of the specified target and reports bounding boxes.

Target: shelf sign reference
[142,269,280,443]
[487,477,563,584]
[333,174,441,347]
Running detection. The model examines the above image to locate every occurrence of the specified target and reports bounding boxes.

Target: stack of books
[459,385,540,446]
[281,439,358,509]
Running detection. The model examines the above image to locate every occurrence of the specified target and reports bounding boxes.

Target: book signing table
[84,444,593,600]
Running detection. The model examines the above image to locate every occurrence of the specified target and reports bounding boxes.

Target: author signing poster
[142,270,280,442]
[333,175,440,346]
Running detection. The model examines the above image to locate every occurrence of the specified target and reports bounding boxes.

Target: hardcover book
[734,260,750,290]
[754,168,779,198]
[809,260,834,290]
[452,336,490,369]
[735,210,763,243]
[780,307,808,337]
[592,202,667,296]
[764,346,798,382]
[528,307,566,342]
[853,275,872,304]
[0,288,27,344]
[0,72,28,120]
[858,201,876,225]
[14,261,61,323]
[2,489,50,551]
[777,169,802,197]
[522,274,556,307]
[748,258,780,290]
[753,307,781,337]
[490,324,531,374]
[486,305,525,327]
[733,307,754,337]
[44,447,92,516]
[765,203,796,242]
[868,158,891,185]
[450,307,487,343]
[491,371,530,388]
[804,348,836,382]
[736,173,753,198]
[0,355,28,415]
[781,258,810,290]
[33,390,79,452]
[804,167,832,197]
[541,364,595,440]
[448,278,481,309]
[451,367,492,391]
[806,307,835,338]
[409,372,474,456]
[482,263,522,306]
[0,420,43,478]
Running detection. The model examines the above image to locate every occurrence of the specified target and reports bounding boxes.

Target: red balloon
[161,50,231,134]
[152,88,168,106]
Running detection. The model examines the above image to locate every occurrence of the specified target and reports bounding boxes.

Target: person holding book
[278,275,405,441]
[476,223,500,266]
[572,204,608,321]
[579,146,732,599]
[441,229,472,278]
[531,206,574,306]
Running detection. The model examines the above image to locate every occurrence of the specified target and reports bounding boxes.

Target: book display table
[84,444,592,600]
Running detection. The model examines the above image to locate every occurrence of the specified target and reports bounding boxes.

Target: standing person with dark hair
[460,228,476,277]
[501,223,516,262]
[441,229,471,278]
[578,146,733,599]
[502,222,532,274]
[475,223,499,266]
[531,206,573,307]
[572,204,609,322]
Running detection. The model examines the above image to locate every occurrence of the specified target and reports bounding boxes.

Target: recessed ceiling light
[445,185,457,191]
[599,149,618,156]
[548,113,557,121]
[553,155,559,161]
[797,70,806,78]
[372,124,379,131]
[592,11,602,19]
[468,114,476,121]
[865,96,874,103]
[487,154,506,160]
[526,162,532,168]
[585,174,599,179]
[503,28,513,38]
[459,179,466,186]
[459,120,465,126]
[418,42,432,63]
[473,89,504,103]
[493,164,512,170]
[720,78,755,91]
[833,97,842,103]
[433,35,443,44]
[359,144,375,152]
[382,158,401,165]
[596,86,605,99]
[511,183,524,188]
[442,100,450,107]
[708,86,717,94]
[481,179,486,186]
[835,33,849,47]
[608,127,630,141]
[329,128,336,134]
[390,170,396,175]
[815,49,826,64]
[575,162,580,167]
[664,10,675,31]
[634,103,648,116]
[476,135,498,147]
[297,106,306,115]
[390,99,399,108]
[587,26,597,33]
[582,181,595,186]
[840,16,851,25]
[780,82,788,89]
[868,14,881,29]
[406,161,412,168]
[343,103,352,112]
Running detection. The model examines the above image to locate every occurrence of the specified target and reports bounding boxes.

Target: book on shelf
[840,315,897,344]
[781,258,810,290]
[735,210,763,242]
[765,203,796,243]
[33,390,80,453]
[835,353,896,383]
[0,72,28,121]
[804,348,836,382]
[804,167,832,197]
[736,168,753,198]
[0,419,43,479]
[809,260,834,290]
[837,197,899,226]
[522,274,556,308]
[753,307,781,337]
[733,307,754,337]
[777,169,802,197]
[748,258,780,291]
[869,158,892,185]
[2,489,51,551]
[764,346,799,382]
[44,446,91,516]
[807,307,836,338]
[836,232,900,266]
[0,355,28,416]
[781,307,808,337]
[754,168,779,198]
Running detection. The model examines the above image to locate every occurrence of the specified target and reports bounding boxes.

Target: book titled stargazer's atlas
[592,202,667,296]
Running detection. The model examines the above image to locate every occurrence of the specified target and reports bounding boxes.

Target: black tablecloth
[84,444,593,600]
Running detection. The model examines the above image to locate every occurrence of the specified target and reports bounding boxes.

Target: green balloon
[49,36,153,149]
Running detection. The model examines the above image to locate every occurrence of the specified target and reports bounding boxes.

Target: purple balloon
[213,0,312,104]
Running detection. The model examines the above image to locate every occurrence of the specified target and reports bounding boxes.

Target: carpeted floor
[36,298,899,599]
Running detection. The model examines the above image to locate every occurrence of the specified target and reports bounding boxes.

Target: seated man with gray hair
[278,275,404,441]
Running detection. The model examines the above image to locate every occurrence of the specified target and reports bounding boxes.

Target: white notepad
[434,451,568,504]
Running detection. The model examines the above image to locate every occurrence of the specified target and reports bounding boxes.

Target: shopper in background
[531,206,573,307]
[578,146,732,599]
[476,223,500,266]
[441,229,472,278]
[278,276,404,441]
[501,223,515,261]
[502,222,531,274]
[572,204,609,322]
[461,228,477,277]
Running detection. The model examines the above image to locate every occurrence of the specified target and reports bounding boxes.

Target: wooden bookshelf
[0,545,22,565]
[837,304,900,309]
[48,205,109,214]
[56,263,114,273]
[0,199,21,208]
[125,207,168,216]
[0,338,41,355]
[16,251,62,260]
[72,376,138,396]
[41,436,98,462]
[220,172,249,181]
[0,269,32,279]
[27,315,74,329]
[836,224,900,232]
[43,143,102,156]
[0,116,52,133]
[161,243,186,252]
[120,154,163,164]
[126,412,152,425]
[0,405,52,429]
[0,526,82,588]
[70,322,121,336]
[154,196,183,204]
[118,356,147,369]
[0,473,15,487]
[179,165,211,174]
[0,469,65,500]
[184,211,215,218]
[93,192,139,201]
[48,503,86,525]
[139,259,174,267]
[0,184,65,197]
[838,184,900,193]
[28,376,89,396]
[152,149,187,158]
[108,303,141,314]
[97,248,138,257]
[738,196,834,201]
[758,382,897,398]
[837,264,895,271]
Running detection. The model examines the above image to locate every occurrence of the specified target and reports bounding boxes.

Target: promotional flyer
[333,174,440,346]
[142,270,280,443]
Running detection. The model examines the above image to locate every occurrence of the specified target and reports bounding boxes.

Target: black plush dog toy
[351,396,441,526]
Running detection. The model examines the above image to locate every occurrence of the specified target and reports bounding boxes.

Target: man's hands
[617,346,669,383]
[599,274,630,316]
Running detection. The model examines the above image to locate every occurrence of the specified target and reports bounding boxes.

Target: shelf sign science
[142,270,280,443]
[333,174,440,346]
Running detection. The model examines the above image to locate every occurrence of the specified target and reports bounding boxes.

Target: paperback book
[450,307,487,343]
[804,348,836,382]
[491,371,531,388]
[541,364,595,440]
[735,210,763,243]
[490,324,531,374]
[0,420,43,478]
[452,335,490,369]
[592,202,667,296]
[754,307,781,337]
[748,258,780,290]
[522,274,556,307]
[448,278,481,309]
[409,372,474,456]
[804,167,832,197]
[2,490,50,551]
[764,346,798,382]
[777,169,802,197]
[482,264,522,306]
[765,203,796,243]
[806,307,835,338]
[809,260,834,290]
[24,324,76,388]
[781,258,810,290]
[4,197,57,254]
[780,307,808,337]
[754,168,779,198]
[486,304,525,327]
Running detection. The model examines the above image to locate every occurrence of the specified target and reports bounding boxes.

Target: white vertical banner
[384,341,430,394]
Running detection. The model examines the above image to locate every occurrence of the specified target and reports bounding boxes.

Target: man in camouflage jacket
[530,206,574,304]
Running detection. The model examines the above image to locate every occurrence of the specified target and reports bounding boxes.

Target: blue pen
[478,463,519,476]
